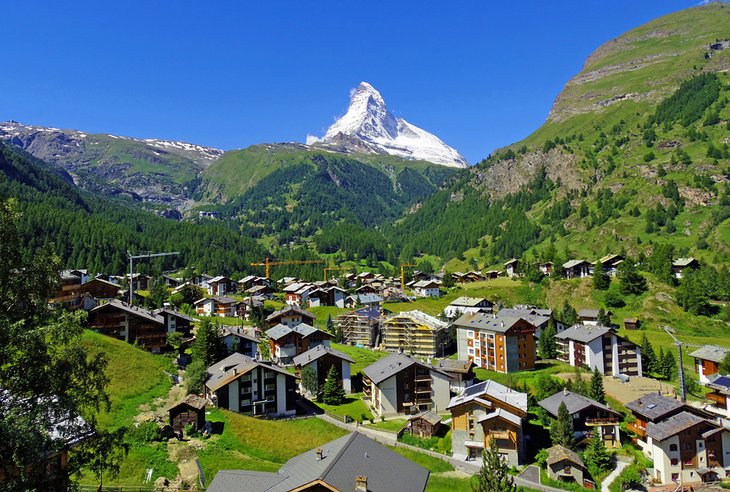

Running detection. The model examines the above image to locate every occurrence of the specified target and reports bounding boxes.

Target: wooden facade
[169,395,207,433]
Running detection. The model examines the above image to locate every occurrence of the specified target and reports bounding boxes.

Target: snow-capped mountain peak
[311,82,468,168]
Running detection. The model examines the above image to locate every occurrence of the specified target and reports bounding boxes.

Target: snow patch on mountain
[312,82,468,168]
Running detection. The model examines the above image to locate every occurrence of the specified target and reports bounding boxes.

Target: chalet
[278,276,299,287]
[624,392,701,443]
[434,359,476,390]
[362,353,451,417]
[50,270,85,309]
[335,307,381,347]
[192,273,213,287]
[357,271,376,282]
[306,288,329,308]
[598,254,624,277]
[88,299,184,352]
[562,259,592,279]
[205,353,298,417]
[194,296,237,317]
[237,275,270,290]
[443,296,493,318]
[465,270,487,282]
[206,275,236,296]
[556,324,641,377]
[504,258,519,278]
[645,411,730,485]
[206,432,429,492]
[538,389,622,448]
[623,317,640,330]
[265,305,315,328]
[220,326,259,359]
[453,312,537,373]
[354,284,378,295]
[244,284,274,299]
[672,257,699,279]
[265,323,332,364]
[235,297,264,320]
[545,445,587,485]
[168,394,206,434]
[76,277,120,299]
[161,274,182,288]
[283,282,315,306]
[154,307,195,335]
[689,345,729,384]
[705,375,730,418]
[577,308,606,325]
[382,310,448,357]
[293,345,354,396]
[539,262,554,275]
[117,289,145,306]
[126,273,150,291]
[325,285,347,308]
[407,411,442,438]
[484,269,501,280]
[413,280,441,298]
[448,380,528,466]
[344,293,383,310]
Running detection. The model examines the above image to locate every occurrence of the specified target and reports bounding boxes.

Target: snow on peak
[314,82,468,168]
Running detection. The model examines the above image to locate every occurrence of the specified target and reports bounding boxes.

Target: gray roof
[435,359,475,374]
[206,432,430,492]
[363,353,448,385]
[409,410,441,426]
[673,258,698,267]
[538,390,619,418]
[266,305,315,322]
[91,299,163,325]
[169,394,207,412]
[220,326,259,343]
[555,324,612,343]
[356,293,384,304]
[293,344,354,367]
[689,345,730,364]
[154,307,195,323]
[205,353,293,393]
[194,295,236,305]
[446,380,528,412]
[563,259,589,269]
[449,296,491,307]
[646,411,708,441]
[265,323,324,341]
[577,308,600,318]
[625,392,684,421]
[546,445,584,467]
[453,312,522,333]
[497,308,550,328]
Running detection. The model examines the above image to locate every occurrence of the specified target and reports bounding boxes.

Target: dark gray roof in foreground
[646,411,708,441]
[624,392,684,421]
[293,344,354,366]
[206,432,430,492]
[538,390,619,418]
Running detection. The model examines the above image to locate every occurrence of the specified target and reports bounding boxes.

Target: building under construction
[382,310,448,357]
[335,307,382,347]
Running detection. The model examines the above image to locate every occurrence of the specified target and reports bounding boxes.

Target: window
[468,348,475,355]
[671,459,679,466]
[669,444,678,452]
[467,330,474,338]
[672,473,679,481]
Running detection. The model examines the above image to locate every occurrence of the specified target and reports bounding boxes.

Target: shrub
[126,421,163,444]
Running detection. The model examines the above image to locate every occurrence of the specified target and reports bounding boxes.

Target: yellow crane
[401,263,416,290]
[323,266,352,282]
[250,258,324,279]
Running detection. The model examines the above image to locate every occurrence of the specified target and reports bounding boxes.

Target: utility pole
[127,251,179,306]
[664,326,686,402]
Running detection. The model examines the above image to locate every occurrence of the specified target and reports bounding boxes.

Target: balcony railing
[586,417,620,426]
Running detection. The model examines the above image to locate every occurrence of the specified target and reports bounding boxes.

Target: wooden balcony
[586,417,620,426]
[627,421,646,437]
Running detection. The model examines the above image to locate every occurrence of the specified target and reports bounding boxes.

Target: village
[33,251,730,492]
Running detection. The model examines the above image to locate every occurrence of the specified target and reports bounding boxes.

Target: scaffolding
[336,311,380,347]
[382,311,447,357]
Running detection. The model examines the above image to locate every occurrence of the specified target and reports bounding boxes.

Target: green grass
[390,446,454,473]
[426,474,474,492]
[81,330,172,429]
[331,342,388,376]
[315,393,374,422]
[78,442,178,487]
[309,305,349,329]
[366,418,408,433]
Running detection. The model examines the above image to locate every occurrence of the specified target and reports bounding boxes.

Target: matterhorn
[309,82,468,168]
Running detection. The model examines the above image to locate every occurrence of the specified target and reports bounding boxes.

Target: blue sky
[0,1,699,163]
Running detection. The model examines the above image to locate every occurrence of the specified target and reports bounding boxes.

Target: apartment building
[382,310,448,357]
[454,313,537,373]
[556,324,641,377]
[335,307,381,347]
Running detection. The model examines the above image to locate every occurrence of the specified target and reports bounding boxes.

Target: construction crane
[323,266,351,282]
[664,326,687,402]
[400,263,416,291]
[250,258,324,279]
[127,250,179,306]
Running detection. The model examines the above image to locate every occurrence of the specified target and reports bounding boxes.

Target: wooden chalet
[168,394,207,433]
[407,410,442,438]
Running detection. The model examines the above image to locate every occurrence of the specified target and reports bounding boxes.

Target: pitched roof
[538,390,619,418]
[265,323,323,341]
[409,410,441,426]
[689,345,730,363]
[706,374,730,395]
[266,305,315,322]
[477,408,522,426]
[546,445,584,467]
[293,344,354,367]
[90,299,163,325]
[435,359,475,374]
[646,411,709,441]
[446,379,528,412]
[496,308,550,328]
[206,432,430,492]
[563,259,589,269]
[154,307,195,323]
[504,258,518,266]
[355,293,384,304]
[673,258,698,267]
[577,308,600,318]
[193,295,237,305]
[206,353,294,393]
[453,312,523,334]
[220,326,259,343]
[413,280,440,288]
[363,353,449,385]
[624,392,684,420]
[385,310,448,331]
[169,394,207,412]
[555,324,612,343]
[449,296,491,307]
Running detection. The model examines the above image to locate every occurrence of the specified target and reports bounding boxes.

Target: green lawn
[426,474,473,492]
[331,342,388,376]
[390,446,454,473]
[315,393,374,422]
[309,305,349,328]
[366,418,408,433]
[81,330,173,429]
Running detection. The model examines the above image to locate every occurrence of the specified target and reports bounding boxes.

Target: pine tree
[571,368,588,397]
[597,308,611,326]
[561,301,578,326]
[593,261,610,290]
[472,438,516,492]
[147,276,169,309]
[550,402,575,449]
[321,366,346,405]
[640,333,656,375]
[584,429,611,475]
[661,349,677,381]
[539,319,558,359]
[193,318,226,368]
[589,367,606,404]
[300,365,319,399]
[618,259,648,296]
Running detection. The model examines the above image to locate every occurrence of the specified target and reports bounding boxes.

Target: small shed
[169,394,207,433]
[623,317,640,330]
[546,445,586,485]
[407,410,442,438]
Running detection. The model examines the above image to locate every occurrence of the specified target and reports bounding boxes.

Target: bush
[184,423,198,437]
[126,421,163,444]
[619,466,643,490]
[604,289,626,308]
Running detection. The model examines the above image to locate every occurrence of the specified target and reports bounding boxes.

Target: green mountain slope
[390,3,730,269]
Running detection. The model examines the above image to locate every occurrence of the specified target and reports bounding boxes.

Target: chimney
[355,475,368,492]
[563,387,568,396]
[316,448,323,460]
